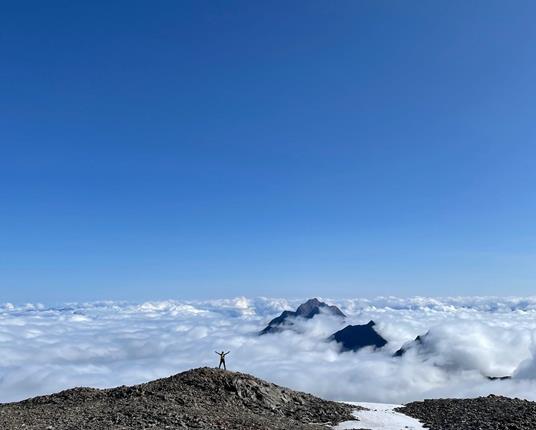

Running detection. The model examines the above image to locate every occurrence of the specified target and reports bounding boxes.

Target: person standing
[215,350,230,370]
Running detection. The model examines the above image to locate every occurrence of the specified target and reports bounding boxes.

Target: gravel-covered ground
[398,394,536,430]
[0,367,357,430]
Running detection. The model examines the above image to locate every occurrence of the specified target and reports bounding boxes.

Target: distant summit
[259,298,345,335]
[328,321,387,352]
[394,332,427,357]
[393,332,513,380]
[294,298,346,319]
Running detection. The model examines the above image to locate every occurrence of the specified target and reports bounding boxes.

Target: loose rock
[398,394,536,430]
[0,367,357,429]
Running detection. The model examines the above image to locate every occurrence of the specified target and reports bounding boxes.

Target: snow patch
[335,402,426,430]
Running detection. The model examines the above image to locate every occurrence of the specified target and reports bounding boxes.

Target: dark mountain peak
[329,321,387,352]
[259,298,345,335]
[303,298,322,306]
[394,331,428,357]
[296,298,323,316]
[296,298,345,319]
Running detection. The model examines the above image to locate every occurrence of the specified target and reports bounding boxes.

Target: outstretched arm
[224,351,230,356]
[215,351,220,355]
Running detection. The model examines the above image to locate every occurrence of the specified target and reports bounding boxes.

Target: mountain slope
[0,368,356,430]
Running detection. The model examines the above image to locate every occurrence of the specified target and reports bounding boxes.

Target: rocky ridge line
[0,367,357,430]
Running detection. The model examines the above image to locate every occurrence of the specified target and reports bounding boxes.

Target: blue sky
[1,1,535,303]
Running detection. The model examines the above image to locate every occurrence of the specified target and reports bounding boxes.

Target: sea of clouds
[2,296,536,403]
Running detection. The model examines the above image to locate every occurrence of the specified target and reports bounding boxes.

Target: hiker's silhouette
[215,350,230,370]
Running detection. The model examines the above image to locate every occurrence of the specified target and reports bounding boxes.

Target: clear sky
[1,1,535,303]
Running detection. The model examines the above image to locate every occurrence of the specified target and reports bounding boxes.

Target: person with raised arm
[215,350,230,370]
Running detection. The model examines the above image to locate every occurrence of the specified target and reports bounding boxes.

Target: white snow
[335,402,427,430]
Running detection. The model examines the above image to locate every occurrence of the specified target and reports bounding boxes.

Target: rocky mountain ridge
[259,298,345,335]
[260,298,389,353]
[0,367,356,430]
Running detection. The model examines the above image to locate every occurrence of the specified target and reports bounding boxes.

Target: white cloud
[1,296,536,403]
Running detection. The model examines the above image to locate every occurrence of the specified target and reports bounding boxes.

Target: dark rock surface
[260,298,345,335]
[0,367,357,430]
[398,395,536,430]
[329,321,387,352]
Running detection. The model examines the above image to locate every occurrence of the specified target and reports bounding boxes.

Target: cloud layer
[2,296,536,403]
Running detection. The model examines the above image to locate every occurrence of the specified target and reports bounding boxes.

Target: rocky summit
[0,367,357,430]
[329,320,388,352]
[394,331,428,357]
[398,395,536,430]
[259,298,346,335]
